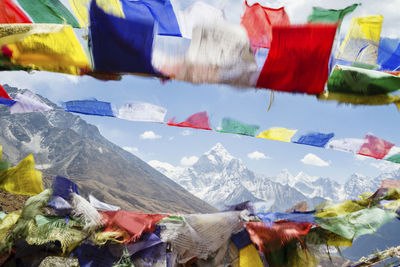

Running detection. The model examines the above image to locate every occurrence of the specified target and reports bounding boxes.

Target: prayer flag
[386,153,400,163]
[117,102,167,123]
[257,127,297,142]
[294,132,334,148]
[317,91,400,107]
[328,65,400,95]
[256,24,337,94]
[0,154,44,196]
[256,212,315,226]
[52,176,79,200]
[377,38,400,71]
[62,99,115,117]
[89,195,120,212]
[217,118,259,137]
[2,24,90,75]
[10,91,52,114]
[231,230,252,250]
[167,111,212,130]
[120,0,181,36]
[240,1,290,48]
[307,4,360,23]
[0,0,32,23]
[326,138,365,154]
[17,0,80,27]
[0,84,15,106]
[337,15,383,65]
[89,0,158,75]
[0,85,11,100]
[239,244,264,267]
[358,134,394,159]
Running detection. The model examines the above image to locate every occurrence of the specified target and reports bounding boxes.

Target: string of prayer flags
[9,91,52,114]
[0,154,43,196]
[0,0,32,23]
[167,111,212,130]
[16,0,80,27]
[257,127,297,142]
[377,38,400,71]
[116,102,167,123]
[240,1,290,49]
[256,24,337,94]
[337,15,383,65]
[327,65,400,95]
[1,24,90,75]
[62,99,115,117]
[89,0,158,75]
[216,118,260,137]
[307,3,360,24]
[357,134,394,159]
[293,132,335,148]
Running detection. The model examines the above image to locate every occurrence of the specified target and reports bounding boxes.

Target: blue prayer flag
[378,38,400,71]
[0,97,16,106]
[62,100,115,117]
[294,132,334,148]
[52,176,79,200]
[231,230,252,249]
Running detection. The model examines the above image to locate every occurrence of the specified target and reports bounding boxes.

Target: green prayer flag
[217,118,260,137]
[17,0,81,28]
[307,3,360,23]
[328,65,400,95]
[386,153,400,163]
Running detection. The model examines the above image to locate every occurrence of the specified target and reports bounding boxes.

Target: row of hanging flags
[0,145,400,266]
[0,0,399,108]
[1,84,400,165]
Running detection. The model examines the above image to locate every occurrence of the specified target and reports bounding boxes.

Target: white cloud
[140,131,161,139]
[180,156,199,166]
[371,161,400,173]
[247,151,271,160]
[123,146,139,154]
[301,153,330,167]
[180,130,192,136]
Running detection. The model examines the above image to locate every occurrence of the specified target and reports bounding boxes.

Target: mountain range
[0,84,215,213]
[149,143,400,211]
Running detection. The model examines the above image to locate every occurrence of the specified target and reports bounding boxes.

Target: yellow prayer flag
[0,154,44,196]
[3,24,90,75]
[338,15,383,65]
[239,244,263,267]
[0,211,21,240]
[256,127,297,142]
[69,0,124,26]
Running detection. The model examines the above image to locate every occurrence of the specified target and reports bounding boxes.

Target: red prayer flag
[167,111,212,130]
[0,84,12,100]
[256,24,337,94]
[0,0,32,23]
[100,211,167,242]
[358,134,394,159]
[246,221,313,252]
[240,1,290,49]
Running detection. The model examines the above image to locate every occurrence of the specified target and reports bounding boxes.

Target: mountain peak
[204,142,234,163]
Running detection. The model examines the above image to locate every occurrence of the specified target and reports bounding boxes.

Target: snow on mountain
[150,143,400,211]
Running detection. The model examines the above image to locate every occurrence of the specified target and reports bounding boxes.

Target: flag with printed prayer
[358,134,394,159]
[0,84,15,106]
[52,176,79,200]
[89,0,158,75]
[89,195,120,211]
[328,65,400,95]
[117,102,167,123]
[217,118,259,137]
[257,127,297,142]
[17,0,81,27]
[10,91,52,114]
[377,38,400,71]
[239,244,264,267]
[294,132,334,148]
[62,99,115,117]
[1,24,90,75]
[240,1,290,48]
[326,138,365,154]
[167,111,212,130]
[337,15,383,65]
[256,24,337,94]
[0,0,32,23]
[307,3,360,24]
[0,154,43,196]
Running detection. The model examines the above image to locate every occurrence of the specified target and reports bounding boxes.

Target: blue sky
[1,0,400,183]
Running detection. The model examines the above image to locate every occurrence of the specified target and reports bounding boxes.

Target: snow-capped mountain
[149,143,400,211]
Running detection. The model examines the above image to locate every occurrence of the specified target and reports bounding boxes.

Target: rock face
[150,143,400,211]
[0,84,216,213]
